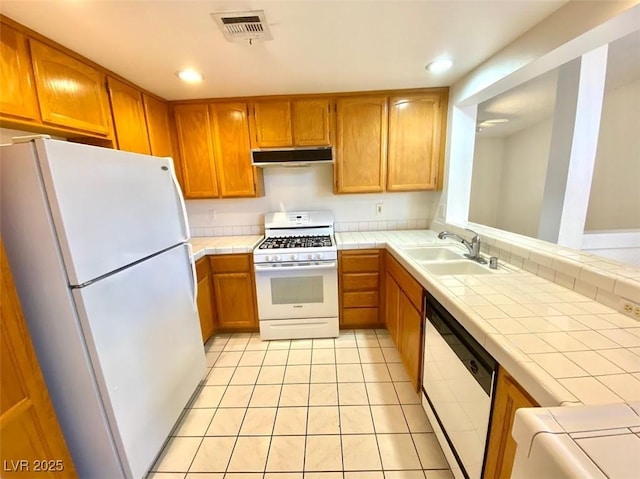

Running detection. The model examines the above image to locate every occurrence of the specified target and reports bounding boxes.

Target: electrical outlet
[622,299,640,319]
[376,203,384,216]
[208,209,216,221]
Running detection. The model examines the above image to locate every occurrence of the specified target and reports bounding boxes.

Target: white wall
[586,77,640,230]
[187,165,440,236]
[469,137,503,226]
[497,118,553,237]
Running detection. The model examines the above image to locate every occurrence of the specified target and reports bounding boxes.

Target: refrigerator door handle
[169,159,190,241]
[186,243,198,310]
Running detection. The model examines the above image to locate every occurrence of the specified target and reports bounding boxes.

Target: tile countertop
[189,236,263,261]
[336,230,640,478]
[337,229,640,477]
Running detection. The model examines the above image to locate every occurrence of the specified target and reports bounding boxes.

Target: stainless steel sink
[420,260,496,276]
[402,246,464,262]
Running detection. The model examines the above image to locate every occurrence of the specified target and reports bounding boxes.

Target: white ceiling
[0,0,568,101]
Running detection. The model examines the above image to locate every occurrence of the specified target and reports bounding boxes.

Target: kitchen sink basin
[402,246,464,262]
[421,260,495,276]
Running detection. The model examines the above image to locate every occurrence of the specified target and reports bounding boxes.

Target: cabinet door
[387,93,444,191]
[195,257,216,343]
[1,241,77,478]
[385,272,400,347]
[29,39,112,135]
[399,291,422,391]
[251,100,292,147]
[335,96,388,193]
[143,95,174,157]
[484,368,539,479]
[210,102,257,198]
[212,272,258,330]
[173,103,219,198]
[292,98,332,146]
[0,25,39,121]
[107,77,151,154]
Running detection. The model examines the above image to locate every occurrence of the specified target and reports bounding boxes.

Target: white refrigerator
[0,138,206,478]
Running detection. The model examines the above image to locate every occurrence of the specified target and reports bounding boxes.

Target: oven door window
[271,276,324,304]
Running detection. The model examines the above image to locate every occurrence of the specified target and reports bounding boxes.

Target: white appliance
[422,291,497,479]
[0,138,206,479]
[253,210,339,340]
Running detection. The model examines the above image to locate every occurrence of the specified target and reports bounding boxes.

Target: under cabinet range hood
[251,146,333,167]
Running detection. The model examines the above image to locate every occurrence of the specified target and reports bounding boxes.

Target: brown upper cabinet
[107,77,151,154]
[250,98,332,148]
[173,103,219,198]
[29,39,112,136]
[142,94,175,158]
[210,102,263,198]
[0,24,40,122]
[335,91,447,194]
[387,92,445,191]
[335,96,388,193]
[173,102,263,199]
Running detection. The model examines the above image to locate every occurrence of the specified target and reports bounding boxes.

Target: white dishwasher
[421,291,497,479]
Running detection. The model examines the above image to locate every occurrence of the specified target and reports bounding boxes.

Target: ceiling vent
[211,10,272,43]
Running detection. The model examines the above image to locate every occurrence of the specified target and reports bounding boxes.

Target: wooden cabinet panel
[385,272,400,346]
[173,103,219,198]
[212,272,258,330]
[399,292,422,391]
[29,39,111,135]
[339,249,384,329]
[107,77,150,154]
[343,291,379,308]
[1,240,76,477]
[195,257,216,343]
[210,254,251,273]
[209,254,258,332]
[0,25,39,121]
[142,94,174,157]
[342,272,379,291]
[291,98,332,146]
[386,253,423,311]
[335,96,388,193]
[210,102,261,198]
[341,253,380,273]
[484,368,539,479]
[251,100,292,147]
[387,93,444,191]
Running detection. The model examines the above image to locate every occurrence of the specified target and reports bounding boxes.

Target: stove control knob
[307,253,315,260]
[314,253,324,260]
[290,254,298,261]
[265,255,273,262]
[274,255,282,262]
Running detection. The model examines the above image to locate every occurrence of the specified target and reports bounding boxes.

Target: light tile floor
[148,329,452,479]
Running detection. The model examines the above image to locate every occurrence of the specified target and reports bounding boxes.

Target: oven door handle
[254,261,337,272]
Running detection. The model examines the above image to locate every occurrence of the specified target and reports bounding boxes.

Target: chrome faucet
[438,229,487,263]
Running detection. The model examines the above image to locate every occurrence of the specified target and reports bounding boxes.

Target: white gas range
[253,211,339,340]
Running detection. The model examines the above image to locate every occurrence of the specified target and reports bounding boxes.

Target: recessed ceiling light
[177,70,203,83]
[425,59,453,73]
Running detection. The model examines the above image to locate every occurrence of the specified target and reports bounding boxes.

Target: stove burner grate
[259,235,333,250]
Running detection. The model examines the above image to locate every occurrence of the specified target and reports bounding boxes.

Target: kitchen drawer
[342,272,379,291]
[343,291,379,308]
[341,307,380,327]
[340,250,381,273]
[386,253,423,312]
[209,254,251,273]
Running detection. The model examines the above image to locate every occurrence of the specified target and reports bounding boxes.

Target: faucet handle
[465,228,480,241]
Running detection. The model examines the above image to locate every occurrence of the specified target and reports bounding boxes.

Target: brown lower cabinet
[1,239,77,477]
[194,253,259,341]
[483,367,539,479]
[385,253,424,391]
[338,249,385,328]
